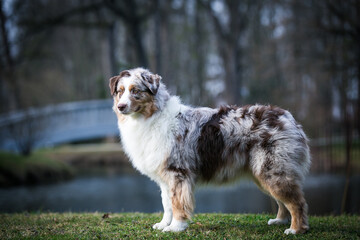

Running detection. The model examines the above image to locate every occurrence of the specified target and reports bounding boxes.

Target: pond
[0,173,359,215]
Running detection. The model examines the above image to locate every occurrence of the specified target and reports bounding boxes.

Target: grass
[0,151,74,187]
[0,213,358,239]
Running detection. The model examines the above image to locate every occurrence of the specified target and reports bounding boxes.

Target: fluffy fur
[109,68,311,234]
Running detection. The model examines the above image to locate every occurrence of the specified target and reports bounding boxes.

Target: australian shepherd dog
[109,68,310,234]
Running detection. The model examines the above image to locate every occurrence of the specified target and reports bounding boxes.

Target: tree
[0,0,21,111]
[104,0,157,68]
[203,0,257,104]
[316,0,360,214]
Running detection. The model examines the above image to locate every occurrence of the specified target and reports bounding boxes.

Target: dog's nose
[118,103,127,112]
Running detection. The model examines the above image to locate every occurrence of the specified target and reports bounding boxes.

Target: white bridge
[0,100,118,152]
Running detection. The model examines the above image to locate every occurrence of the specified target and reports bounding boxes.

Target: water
[0,173,359,214]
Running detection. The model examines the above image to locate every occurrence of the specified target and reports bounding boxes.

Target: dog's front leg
[153,184,173,230]
[162,177,194,232]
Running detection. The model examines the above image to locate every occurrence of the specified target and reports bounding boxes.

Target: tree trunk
[108,22,117,75]
[128,20,148,68]
[195,1,206,105]
[0,0,20,111]
[357,55,360,137]
[220,44,242,104]
[204,0,247,105]
[105,0,150,68]
[357,5,360,137]
[340,97,352,214]
[154,0,162,74]
[340,64,352,214]
[234,45,242,103]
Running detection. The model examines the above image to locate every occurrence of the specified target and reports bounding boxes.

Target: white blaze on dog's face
[109,68,161,118]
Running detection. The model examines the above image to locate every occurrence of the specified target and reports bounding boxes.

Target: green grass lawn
[0,213,358,239]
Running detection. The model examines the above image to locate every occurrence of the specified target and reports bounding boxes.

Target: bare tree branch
[200,0,227,41]
[326,0,360,34]
[18,1,106,33]
[104,0,130,20]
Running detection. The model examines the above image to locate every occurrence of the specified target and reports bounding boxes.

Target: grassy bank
[0,151,74,187]
[44,143,131,171]
[0,213,358,239]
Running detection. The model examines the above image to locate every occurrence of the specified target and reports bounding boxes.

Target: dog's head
[109,68,161,118]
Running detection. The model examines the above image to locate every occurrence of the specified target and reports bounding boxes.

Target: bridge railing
[0,99,118,153]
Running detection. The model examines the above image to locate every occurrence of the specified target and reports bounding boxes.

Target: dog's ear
[109,70,130,96]
[141,71,161,95]
[109,76,120,96]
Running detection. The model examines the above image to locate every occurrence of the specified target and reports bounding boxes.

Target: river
[0,173,359,214]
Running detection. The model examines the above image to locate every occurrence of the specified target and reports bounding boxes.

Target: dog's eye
[131,88,140,95]
[118,89,124,97]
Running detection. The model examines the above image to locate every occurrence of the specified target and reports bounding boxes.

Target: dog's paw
[153,221,170,230]
[162,220,188,232]
[268,218,289,225]
[284,228,296,235]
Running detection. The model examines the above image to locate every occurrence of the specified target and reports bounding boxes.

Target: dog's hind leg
[268,200,290,225]
[282,194,309,235]
[162,176,194,232]
[253,178,290,226]
[260,177,309,234]
[153,184,173,230]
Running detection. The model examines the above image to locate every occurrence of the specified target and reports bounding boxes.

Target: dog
[109,68,310,234]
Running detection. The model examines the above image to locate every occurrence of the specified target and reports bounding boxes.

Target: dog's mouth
[121,106,141,115]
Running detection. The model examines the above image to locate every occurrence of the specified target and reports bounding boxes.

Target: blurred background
[0,0,359,215]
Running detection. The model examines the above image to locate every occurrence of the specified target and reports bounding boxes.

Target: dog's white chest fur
[118,97,182,180]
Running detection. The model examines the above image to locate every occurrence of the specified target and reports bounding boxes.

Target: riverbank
[0,151,74,187]
[0,212,358,239]
[0,143,131,187]
[45,143,132,172]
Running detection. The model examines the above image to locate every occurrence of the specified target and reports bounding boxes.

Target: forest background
[0,0,359,172]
